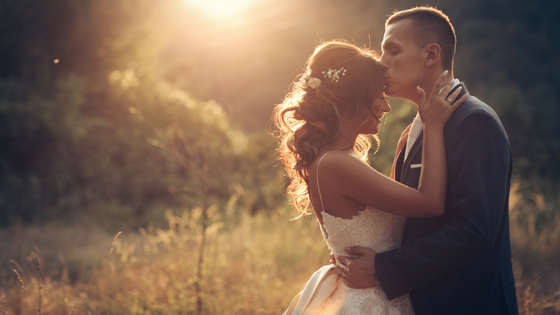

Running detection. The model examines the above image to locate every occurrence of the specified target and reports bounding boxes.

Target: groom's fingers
[344,246,368,257]
[335,260,358,287]
[336,254,379,289]
[336,269,354,287]
[337,256,351,273]
[337,266,378,289]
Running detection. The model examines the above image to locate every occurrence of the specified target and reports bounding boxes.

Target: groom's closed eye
[382,43,398,54]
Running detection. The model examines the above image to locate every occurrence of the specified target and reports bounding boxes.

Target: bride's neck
[324,132,357,152]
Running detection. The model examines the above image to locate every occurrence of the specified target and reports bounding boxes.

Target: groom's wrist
[372,272,380,285]
[372,254,380,285]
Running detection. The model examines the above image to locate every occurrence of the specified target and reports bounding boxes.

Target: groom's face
[380,19,425,101]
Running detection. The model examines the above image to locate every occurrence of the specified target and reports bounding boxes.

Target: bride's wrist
[423,123,444,134]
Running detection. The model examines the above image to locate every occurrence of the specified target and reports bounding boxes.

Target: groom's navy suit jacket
[375,84,519,315]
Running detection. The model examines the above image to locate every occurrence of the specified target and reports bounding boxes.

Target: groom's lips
[383,79,390,90]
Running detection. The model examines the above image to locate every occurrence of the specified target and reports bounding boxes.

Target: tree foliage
[0,0,284,227]
[0,0,558,227]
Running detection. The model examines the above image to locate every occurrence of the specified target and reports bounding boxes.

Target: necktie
[390,123,412,180]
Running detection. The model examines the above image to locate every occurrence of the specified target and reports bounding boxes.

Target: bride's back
[308,150,369,222]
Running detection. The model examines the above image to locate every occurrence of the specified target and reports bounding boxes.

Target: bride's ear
[424,43,441,68]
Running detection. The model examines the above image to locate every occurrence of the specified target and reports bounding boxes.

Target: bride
[273,40,466,314]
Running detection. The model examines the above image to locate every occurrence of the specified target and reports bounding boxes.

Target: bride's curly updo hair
[273,40,386,217]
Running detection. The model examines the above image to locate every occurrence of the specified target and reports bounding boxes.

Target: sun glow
[185,0,253,18]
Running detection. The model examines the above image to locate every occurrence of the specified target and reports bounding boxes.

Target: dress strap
[316,152,329,212]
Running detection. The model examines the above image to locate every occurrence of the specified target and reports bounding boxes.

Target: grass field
[0,188,559,314]
[0,206,330,314]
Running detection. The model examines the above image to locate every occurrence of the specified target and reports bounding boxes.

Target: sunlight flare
[184,0,253,18]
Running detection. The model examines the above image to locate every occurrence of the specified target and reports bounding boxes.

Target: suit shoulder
[446,95,510,143]
[456,95,497,117]
[449,95,503,128]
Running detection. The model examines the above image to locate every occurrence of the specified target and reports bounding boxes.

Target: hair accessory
[307,77,321,89]
[301,68,321,89]
[322,67,346,82]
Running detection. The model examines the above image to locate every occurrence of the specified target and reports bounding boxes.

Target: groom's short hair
[386,7,456,71]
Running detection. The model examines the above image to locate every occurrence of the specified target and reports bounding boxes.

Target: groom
[337,7,519,315]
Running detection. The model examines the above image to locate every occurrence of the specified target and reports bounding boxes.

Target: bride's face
[360,95,391,135]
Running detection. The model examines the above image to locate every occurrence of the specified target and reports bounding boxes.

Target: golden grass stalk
[110,231,122,256]
[12,269,26,292]
[35,246,42,315]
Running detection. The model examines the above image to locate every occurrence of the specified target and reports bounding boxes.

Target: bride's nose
[383,100,391,113]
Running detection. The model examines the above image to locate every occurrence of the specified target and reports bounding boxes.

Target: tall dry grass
[509,182,560,315]
[0,185,559,314]
[0,206,329,314]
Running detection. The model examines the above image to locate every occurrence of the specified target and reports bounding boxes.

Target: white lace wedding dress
[283,153,415,315]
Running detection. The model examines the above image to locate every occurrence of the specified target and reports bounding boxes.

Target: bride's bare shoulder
[313,151,370,178]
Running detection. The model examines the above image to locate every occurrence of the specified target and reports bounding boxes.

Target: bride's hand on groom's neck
[336,246,379,289]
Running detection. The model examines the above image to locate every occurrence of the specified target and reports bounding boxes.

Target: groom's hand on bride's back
[336,246,379,289]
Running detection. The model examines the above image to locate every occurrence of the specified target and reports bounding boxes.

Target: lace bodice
[320,207,406,258]
[315,208,414,315]
[312,152,414,315]
[313,152,407,259]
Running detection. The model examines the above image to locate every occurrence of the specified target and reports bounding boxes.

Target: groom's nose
[379,54,390,69]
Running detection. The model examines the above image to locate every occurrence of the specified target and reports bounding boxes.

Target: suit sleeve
[375,109,512,300]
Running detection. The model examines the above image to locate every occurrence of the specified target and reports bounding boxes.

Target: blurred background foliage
[2,0,559,226]
[0,0,559,312]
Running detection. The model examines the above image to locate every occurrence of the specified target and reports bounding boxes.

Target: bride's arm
[324,73,466,217]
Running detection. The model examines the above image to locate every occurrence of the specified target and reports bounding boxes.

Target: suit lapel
[395,142,407,182]
[401,130,423,181]
[399,83,468,182]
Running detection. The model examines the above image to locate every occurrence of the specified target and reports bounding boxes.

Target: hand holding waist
[336,246,379,289]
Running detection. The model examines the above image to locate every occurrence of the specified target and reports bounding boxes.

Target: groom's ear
[424,43,441,68]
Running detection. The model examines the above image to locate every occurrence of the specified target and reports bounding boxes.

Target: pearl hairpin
[322,67,347,82]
